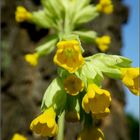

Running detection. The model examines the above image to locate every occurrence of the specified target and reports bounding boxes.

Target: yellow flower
[15,6,32,22]
[95,35,111,52]
[82,83,111,119]
[121,68,140,96]
[30,107,58,137]
[77,127,104,140]
[53,40,85,73]
[96,0,113,14]
[64,75,84,96]
[11,133,27,140]
[25,53,39,66]
[65,111,80,122]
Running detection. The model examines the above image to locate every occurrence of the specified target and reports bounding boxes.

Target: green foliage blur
[126,114,139,140]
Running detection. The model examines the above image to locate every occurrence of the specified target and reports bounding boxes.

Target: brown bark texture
[1,0,130,140]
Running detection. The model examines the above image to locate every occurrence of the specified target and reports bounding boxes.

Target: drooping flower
[53,40,85,73]
[121,68,140,96]
[77,127,104,140]
[11,133,27,140]
[24,53,39,66]
[96,0,113,14]
[95,35,111,52]
[64,75,84,96]
[65,111,80,122]
[30,107,58,137]
[15,6,32,22]
[82,83,111,119]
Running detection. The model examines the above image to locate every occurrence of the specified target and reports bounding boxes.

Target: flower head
[82,84,111,119]
[64,75,84,96]
[30,107,58,137]
[121,68,140,96]
[96,0,113,14]
[25,53,39,66]
[77,127,104,140]
[53,40,85,73]
[15,6,32,22]
[11,133,27,140]
[95,35,111,52]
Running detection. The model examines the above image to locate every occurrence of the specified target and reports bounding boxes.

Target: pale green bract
[41,78,67,115]
[76,53,132,87]
[36,38,58,55]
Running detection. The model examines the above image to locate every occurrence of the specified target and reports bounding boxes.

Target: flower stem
[57,111,65,140]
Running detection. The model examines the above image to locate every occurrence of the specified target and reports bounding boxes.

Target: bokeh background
[1,0,139,140]
[122,0,139,119]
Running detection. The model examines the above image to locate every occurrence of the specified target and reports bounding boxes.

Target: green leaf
[41,78,67,114]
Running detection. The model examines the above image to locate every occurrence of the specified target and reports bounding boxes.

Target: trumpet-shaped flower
[77,127,104,140]
[30,107,58,137]
[82,84,111,119]
[15,6,32,22]
[53,40,84,73]
[96,0,113,14]
[25,53,39,66]
[64,75,84,96]
[95,36,111,52]
[11,133,27,140]
[121,68,140,96]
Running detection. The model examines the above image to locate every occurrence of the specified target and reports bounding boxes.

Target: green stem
[57,111,65,140]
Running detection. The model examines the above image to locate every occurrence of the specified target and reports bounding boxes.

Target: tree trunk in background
[1,0,130,140]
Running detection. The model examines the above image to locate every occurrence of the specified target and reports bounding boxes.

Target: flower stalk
[57,111,65,140]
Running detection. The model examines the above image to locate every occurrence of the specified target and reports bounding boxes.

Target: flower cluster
[14,0,139,140]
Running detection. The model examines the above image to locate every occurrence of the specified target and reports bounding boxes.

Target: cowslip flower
[82,83,111,119]
[65,111,80,122]
[96,0,113,14]
[64,75,84,96]
[121,68,140,96]
[15,6,32,22]
[11,133,27,140]
[77,127,104,140]
[30,107,58,137]
[95,35,111,52]
[53,40,85,73]
[24,53,39,66]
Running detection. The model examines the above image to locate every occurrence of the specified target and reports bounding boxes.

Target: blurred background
[1,0,139,140]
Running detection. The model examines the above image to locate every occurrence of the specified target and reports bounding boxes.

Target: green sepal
[75,59,104,88]
[41,78,67,115]
[86,53,132,79]
[73,30,97,43]
[36,37,58,56]
[73,5,98,25]
[31,10,51,28]
[66,95,80,113]
[57,68,69,79]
